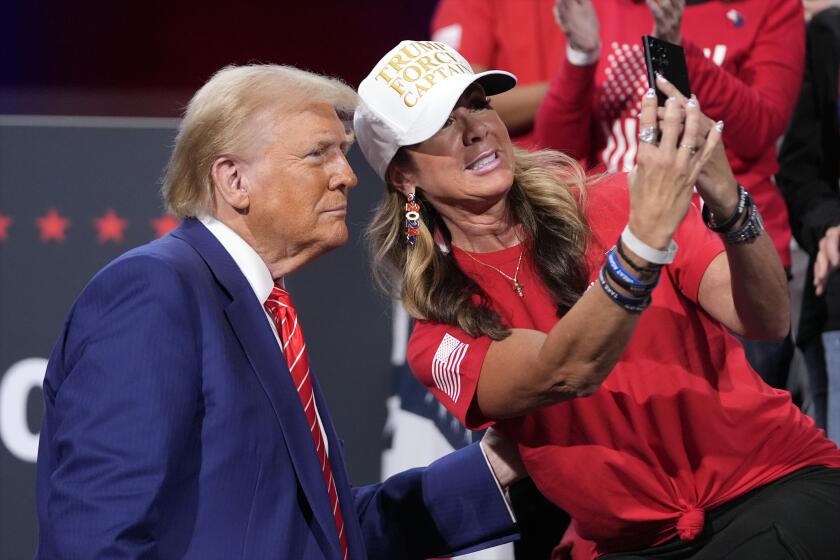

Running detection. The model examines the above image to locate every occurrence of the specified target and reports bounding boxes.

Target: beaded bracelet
[605,248,659,296]
[598,266,651,313]
[701,184,748,233]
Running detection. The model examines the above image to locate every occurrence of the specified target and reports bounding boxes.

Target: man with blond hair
[35,64,520,560]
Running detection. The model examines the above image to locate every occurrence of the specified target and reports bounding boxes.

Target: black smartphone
[642,35,692,106]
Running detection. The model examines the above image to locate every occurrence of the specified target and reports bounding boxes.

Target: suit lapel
[172,219,342,559]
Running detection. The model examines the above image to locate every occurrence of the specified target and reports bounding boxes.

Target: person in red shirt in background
[533,0,804,392]
[431,0,566,148]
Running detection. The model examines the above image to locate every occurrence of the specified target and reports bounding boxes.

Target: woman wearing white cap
[355,40,840,559]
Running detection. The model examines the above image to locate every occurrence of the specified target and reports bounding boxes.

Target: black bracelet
[702,184,748,233]
[605,249,660,296]
[615,238,663,274]
[598,266,651,313]
[723,196,765,244]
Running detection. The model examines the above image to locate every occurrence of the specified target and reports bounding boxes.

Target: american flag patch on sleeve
[432,333,469,403]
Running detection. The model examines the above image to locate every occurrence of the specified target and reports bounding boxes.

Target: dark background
[1,1,438,116]
[0,1,439,557]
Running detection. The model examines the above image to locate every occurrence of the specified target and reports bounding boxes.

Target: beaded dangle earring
[404,193,421,245]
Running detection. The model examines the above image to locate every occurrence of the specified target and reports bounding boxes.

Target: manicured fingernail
[715,120,724,132]
[687,98,698,108]
[645,88,656,98]
[656,72,669,83]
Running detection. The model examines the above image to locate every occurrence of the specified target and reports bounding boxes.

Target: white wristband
[566,43,600,66]
[621,225,678,265]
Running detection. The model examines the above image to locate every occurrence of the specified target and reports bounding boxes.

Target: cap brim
[400,69,517,146]
[474,69,518,97]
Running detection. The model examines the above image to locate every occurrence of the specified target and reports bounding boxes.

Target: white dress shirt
[199,215,329,454]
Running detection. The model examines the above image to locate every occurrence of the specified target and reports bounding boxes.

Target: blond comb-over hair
[162,64,357,218]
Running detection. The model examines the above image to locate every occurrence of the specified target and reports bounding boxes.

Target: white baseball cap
[354,40,517,180]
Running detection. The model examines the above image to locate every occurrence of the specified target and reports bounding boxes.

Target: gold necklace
[461,246,525,298]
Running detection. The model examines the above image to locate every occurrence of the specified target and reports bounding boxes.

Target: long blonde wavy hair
[368,146,594,340]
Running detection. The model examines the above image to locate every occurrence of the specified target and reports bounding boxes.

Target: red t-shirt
[407,173,840,555]
[430,0,565,148]
[533,0,804,267]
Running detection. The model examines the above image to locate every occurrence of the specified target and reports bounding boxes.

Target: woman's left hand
[654,75,740,218]
[647,0,685,45]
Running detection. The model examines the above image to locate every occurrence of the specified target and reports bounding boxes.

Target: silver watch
[724,197,765,244]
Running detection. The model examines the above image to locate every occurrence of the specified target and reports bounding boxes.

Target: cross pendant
[513,282,524,298]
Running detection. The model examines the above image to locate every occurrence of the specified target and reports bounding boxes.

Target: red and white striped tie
[264,285,349,559]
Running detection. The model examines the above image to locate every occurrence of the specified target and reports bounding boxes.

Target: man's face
[244,102,357,262]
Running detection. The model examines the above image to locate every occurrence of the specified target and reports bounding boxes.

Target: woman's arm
[697,245,790,340]
[477,285,641,418]
[477,89,715,418]
[652,77,791,340]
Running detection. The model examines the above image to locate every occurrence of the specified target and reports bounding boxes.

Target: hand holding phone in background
[647,0,685,44]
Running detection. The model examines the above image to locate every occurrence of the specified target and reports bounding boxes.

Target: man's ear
[211,156,250,211]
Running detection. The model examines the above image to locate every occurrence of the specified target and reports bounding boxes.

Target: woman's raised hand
[627,78,708,250]
[654,75,739,219]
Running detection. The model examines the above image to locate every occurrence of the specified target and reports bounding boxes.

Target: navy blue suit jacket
[36,219,516,559]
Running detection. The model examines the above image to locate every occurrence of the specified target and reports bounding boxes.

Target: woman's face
[399,85,515,213]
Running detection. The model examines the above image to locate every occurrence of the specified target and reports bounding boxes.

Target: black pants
[509,477,571,559]
[598,466,840,560]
